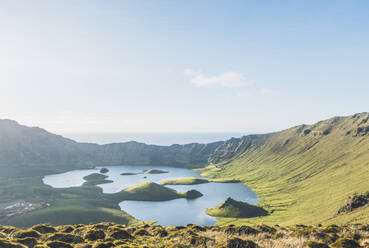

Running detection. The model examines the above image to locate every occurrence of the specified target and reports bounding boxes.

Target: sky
[1,0,369,137]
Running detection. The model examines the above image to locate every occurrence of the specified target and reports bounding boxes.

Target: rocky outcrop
[336,192,369,215]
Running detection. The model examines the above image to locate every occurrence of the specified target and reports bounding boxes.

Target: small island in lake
[143,169,169,174]
[116,182,203,201]
[100,168,109,174]
[83,173,113,186]
[206,197,268,218]
[120,172,141,176]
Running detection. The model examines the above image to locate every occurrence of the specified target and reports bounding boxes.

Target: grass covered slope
[160,177,239,185]
[202,113,369,226]
[206,197,268,218]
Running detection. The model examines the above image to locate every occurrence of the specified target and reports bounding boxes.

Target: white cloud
[184,69,249,88]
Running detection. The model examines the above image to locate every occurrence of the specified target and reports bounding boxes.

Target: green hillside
[201,113,369,225]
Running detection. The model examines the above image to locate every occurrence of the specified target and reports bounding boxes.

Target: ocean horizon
[61,132,247,146]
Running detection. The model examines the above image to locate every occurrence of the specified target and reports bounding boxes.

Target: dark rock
[174,226,186,230]
[16,238,38,248]
[85,230,106,241]
[62,226,74,233]
[0,239,26,248]
[133,229,152,236]
[312,232,334,243]
[304,241,330,248]
[109,230,132,239]
[125,227,136,234]
[359,224,369,231]
[32,224,56,234]
[227,238,257,248]
[225,227,237,235]
[93,224,110,230]
[304,129,311,135]
[190,225,206,232]
[355,126,369,136]
[337,192,369,215]
[14,230,40,239]
[46,241,73,248]
[352,233,361,240]
[0,226,17,234]
[237,226,258,235]
[93,242,115,248]
[323,225,341,234]
[189,235,211,246]
[322,129,331,135]
[256,225,276,234]
[155,229,168,237]
[100,168,109,174]
[331,238,361,248]
[47,233,84,244]
[186,189,203,199]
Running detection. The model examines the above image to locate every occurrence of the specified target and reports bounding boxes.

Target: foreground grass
[201,113,369,226]
[0,222,368,248]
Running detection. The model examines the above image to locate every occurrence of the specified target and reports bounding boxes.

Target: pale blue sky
[1,1,368,134]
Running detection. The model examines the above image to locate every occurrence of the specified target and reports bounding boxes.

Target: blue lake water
[43,165,258,226]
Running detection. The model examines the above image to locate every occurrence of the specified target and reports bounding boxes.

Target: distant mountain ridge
[0,119,224,176]
[1,113,369,177]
